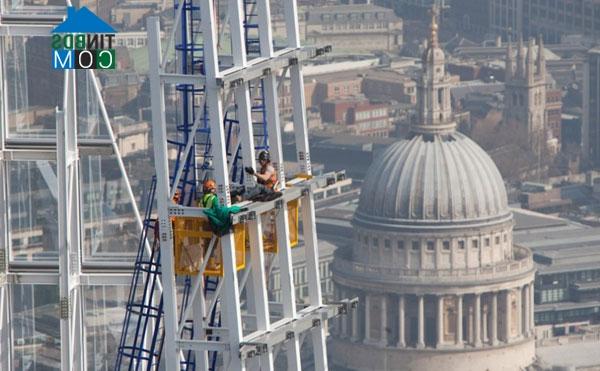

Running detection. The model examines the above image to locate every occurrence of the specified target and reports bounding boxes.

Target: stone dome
[355,131,510,228]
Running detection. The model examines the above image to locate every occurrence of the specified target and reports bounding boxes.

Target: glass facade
[0,10,150,370]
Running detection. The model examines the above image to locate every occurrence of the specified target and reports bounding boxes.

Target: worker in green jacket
[199,179,217,208]
[198,178,245,235]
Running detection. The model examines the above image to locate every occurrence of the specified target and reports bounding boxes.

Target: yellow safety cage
[173,217,246,276]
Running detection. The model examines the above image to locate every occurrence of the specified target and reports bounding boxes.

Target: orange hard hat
[203,179,216,192]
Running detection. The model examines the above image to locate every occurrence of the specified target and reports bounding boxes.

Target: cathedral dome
[354,131,510,228]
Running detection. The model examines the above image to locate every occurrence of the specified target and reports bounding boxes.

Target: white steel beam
[35,160,58,199]
[227,0,275,364]
[57,69,85,371]
[284,0,329,367]
[0,144,10,371]
[147,17,180,370]
[255,0,303,368]
[0,36,10,368]
[200,0,245,368]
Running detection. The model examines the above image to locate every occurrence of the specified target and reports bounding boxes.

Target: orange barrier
[260,199,300,253]
[173,217,246,276]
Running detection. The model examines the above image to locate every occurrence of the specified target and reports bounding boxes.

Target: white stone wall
[352,223,514,270]
[331,338,536,371]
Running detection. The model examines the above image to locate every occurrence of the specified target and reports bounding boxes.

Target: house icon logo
[51,6,117,69]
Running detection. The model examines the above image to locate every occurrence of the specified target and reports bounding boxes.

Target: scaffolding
[115,0,347,370]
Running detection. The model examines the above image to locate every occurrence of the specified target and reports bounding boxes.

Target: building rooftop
[362,69,415,83]
[537,341,600,370]
[306,4,396,21]
[305,69,367,83]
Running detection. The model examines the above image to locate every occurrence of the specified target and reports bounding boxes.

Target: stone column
[341,288,348,337]
[474,293,482,346]
[491,292,498,345]
[417,295,425,348]
[351,292,360,341]
[523,285,530,337]
[437,296,444,348]
[504,290,511,342]
[397,295,406,347]
[530,282,535,334]
[364,294,372,343]
[516,287,522,338]
[456,295,463,346]
[380,295,388,346]
[482,303,488,343]
[467,302,473,345]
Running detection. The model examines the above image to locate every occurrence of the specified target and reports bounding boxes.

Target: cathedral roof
[354,131,510,229]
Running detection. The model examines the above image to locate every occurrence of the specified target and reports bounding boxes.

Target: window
[373,238,379,247]
[484,238,490,247]
[472,239,479,248]
[504,234,508,242]
[411,241,420,251]
[397,241,405,250]
[495,236,500,245]
[384,239,391,249]
[458,240,465,249]
[427,241,435,251]
[443,241,450,251]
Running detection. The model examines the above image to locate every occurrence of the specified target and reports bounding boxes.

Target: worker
[196,178,247,235]
[245,150,278,190]
[198,179,217,208]
[242,150,282,202]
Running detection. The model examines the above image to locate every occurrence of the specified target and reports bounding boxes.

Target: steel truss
[115,0,344,370]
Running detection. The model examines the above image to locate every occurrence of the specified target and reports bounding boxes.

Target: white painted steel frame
[145,0,334,368]
[57,68,86,370]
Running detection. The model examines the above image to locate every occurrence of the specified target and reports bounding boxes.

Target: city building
[504,36,551,154]
[297,133,395,179]
[449,0,491,38]
[305,70,365,109]
[114,31,164,48]
[361,69,417,104]
[512,211,600,336]
[112,116,150,157]
[490,0,600,43]
[320,95,391,137]
[98,72,143,110]
[583,48,600,169]
[547,85,563,145]
[329,12,536,371]
[110,3,157,30]
[304,3,403,53]
[375,0,447,19]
